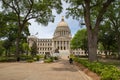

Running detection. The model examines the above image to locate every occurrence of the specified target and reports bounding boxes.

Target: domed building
[53,16,72,51]
[28,17,72,55]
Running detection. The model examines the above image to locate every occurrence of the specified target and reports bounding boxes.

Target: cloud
[28,0,81,38]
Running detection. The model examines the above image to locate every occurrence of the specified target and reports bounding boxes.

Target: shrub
[26,59,34,63]
[0,57,16,62]
[20,55,33,60]
[44,58,53,63]
[53,56,58,60]
[73,57,120,80]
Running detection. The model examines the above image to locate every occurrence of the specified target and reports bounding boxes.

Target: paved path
[0,59,93,80]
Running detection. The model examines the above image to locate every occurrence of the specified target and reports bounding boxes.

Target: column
[65,41,67,50]
[54,41,56,49]
[62,41,63,50]
[57,41,60,48]
[64,41,66,50]
[61,41,63,50]
[68,41,70,50]
[67,41,69,50]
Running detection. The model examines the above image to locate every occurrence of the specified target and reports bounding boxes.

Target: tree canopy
[65,0,115,61]
[0,0,63,60]
[71,29,87,51]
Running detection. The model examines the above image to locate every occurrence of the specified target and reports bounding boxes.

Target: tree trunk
[84,0,114,62]
[5,50,7,57]
[87,31,98,62]
[117,38,120,59]
[16,28,21,61]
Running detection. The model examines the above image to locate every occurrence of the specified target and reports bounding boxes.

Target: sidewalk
[0,59,93,80]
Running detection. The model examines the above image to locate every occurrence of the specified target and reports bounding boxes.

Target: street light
[80,17,85,28]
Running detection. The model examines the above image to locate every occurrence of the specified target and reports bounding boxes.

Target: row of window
[72,52,85,55]
[37,43,52,46]
[55,31,70,36]
[38,48,52,51]
[37,39,52,42]
[72,51,105,55]
[54,41,69,45]
[38,52,51,54]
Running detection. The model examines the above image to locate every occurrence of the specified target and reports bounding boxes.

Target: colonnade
[53,41,70,50]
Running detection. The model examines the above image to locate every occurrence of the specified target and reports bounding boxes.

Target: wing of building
[27,16,72,55]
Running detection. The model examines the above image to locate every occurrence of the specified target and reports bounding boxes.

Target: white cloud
[28,0,81,38]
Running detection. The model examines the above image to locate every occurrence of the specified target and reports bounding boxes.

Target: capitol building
[27,17,85,56]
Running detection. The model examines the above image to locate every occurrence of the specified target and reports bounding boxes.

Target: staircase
[59,50,70,59]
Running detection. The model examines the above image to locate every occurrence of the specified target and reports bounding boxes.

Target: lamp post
[80,17,85,28]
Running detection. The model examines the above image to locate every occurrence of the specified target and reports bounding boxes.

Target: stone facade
[27,17,72,54]
[28,17,106,56]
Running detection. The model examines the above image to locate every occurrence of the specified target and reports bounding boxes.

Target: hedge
[73,57,120,80]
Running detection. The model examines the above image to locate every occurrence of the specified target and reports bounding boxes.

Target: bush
[74,57,120,80]
[44,58,53,63]
[53,56,58,60]
[26,59,34,63]
[0,57,16,62]
[20,55,33,60]
[38,54,44,58]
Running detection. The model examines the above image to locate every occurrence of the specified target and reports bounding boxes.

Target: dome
[53,16,71,38]
[57,16,68,27]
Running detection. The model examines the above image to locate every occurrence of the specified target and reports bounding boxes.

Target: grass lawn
[98,58,120,69]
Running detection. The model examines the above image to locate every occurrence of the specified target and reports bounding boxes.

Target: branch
[11,0,21,26]
[94,0,115,32]
[22,0,34,29]
[82,3,85,9]
[2,0,18,13]
[27,16,39,21]
[90,0,102,9]
[84,0,92,30]
[14,0,20,14]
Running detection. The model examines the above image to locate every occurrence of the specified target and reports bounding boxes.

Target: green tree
[104,1,120,59]
[22,42,30,55]
[2,40,12,56]
[98,23,117,57]
[31,42,37,56]
[71,29,88,53]
[0,12,9,39]
[1,0,62,60]
[65,0,114,61]
[0,12,30,57]
[0,40,5,56]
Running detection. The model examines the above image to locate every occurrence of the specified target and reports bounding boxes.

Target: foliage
[44,56,59,63]
[20,54,43,61]
[64,0,115,61]
[30,42,38,56]
[0,40,5,56]
[98,1,120,58]
[38,54,44,58]
[22,42,30,55]
[44,57,53,63]
[0,0,63,58]
[20,54,33,61]
[98,23,117,55]
[53,56,58,60]
[26,59,34,63]
[0,56,16,62]
[104,1,120,59]
[74,57,120,80]
[71,29,87,51]
[0,12,30,57]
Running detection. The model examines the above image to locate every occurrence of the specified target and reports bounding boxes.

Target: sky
[28,1,82,39]
[0,1,83,39]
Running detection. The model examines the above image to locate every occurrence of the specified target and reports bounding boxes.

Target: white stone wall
[37,39,52,54]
